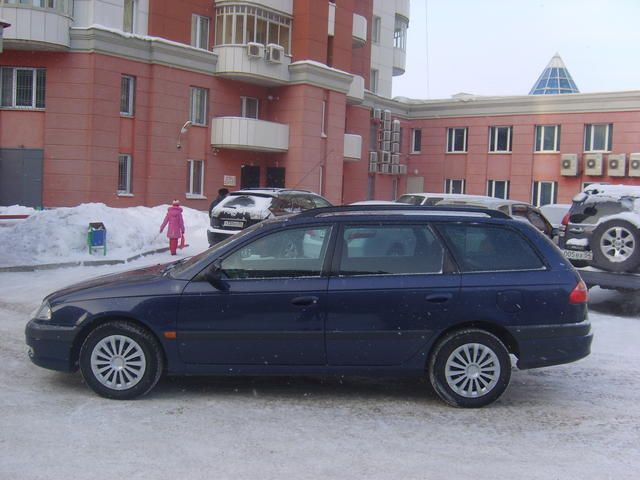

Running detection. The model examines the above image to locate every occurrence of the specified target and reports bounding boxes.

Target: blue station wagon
[26,206,592,407]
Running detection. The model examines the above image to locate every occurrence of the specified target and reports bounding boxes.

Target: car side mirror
[204,260,230,292]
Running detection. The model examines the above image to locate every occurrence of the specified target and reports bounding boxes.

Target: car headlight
[32,302,52,321]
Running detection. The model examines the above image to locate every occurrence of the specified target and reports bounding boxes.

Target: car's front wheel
[79,321,163,400]
[429,329,511,408]
[591,219,640,272]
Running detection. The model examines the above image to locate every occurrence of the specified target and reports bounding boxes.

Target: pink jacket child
[160,200,185,255]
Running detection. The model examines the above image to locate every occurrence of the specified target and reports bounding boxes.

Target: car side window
[310,195,331,208]
[339,225,444,275]
[437,223,544,272]
[221,227,332,279]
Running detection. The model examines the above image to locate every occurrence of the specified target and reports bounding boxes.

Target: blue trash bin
[87,222,107,255]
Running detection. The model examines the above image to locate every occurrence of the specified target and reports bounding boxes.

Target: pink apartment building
[0,0,639,210]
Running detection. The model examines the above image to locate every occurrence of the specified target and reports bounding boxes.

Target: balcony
[213,44,290,86]
[393,48,406,76]
[0,0,72,51]
[395,0,411,20]
[347,74,364,104]
[344,134,362,161]
[215,0,293,16]
[211,117,289,152]
[352,13,367,47]
[0,17,9,52]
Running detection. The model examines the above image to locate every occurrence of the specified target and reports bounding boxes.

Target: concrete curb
[0,247,170,273]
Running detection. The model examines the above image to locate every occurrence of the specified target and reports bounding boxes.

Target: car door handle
[425,294,452,304]
[291,296,319,306]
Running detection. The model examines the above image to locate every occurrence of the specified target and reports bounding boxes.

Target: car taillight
[569,279,588,304]
[561,213,570,226]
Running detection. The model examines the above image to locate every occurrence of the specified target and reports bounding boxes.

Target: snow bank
[0,203,209,267]
[0,205,36,216]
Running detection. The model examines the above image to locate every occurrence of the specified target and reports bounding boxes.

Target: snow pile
[0,205,36,216]
[0,203,209,267]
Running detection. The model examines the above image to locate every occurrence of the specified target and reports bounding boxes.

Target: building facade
[0,0,639,210]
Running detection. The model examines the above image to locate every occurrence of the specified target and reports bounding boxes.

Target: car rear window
[220,195,273,211]
[437,223,545,272]
[568,199,631,224]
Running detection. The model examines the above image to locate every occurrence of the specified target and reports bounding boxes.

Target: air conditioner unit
[380,151,391,163]
[383,120,391,131]
[391,154,400,164]
[383,109,391,121]
[391,164,400,175]
[247,42,264,58]
[392,119,401,132]
[391,143,400,154]
[383,131,391,142]
[607,154,626,177]
[266,44,284,63]
[372,108,382,121]
[379,163,390,174]
[560,153,579,176]
[392,132,400,143]
[368,151,378,163]
[398,164,407,175]
[368,160,378,173]
[629,153,640,177]
[584,153,603,176]
[382,141,391,152]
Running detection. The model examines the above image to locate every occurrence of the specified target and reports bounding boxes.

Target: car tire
[79,321,164,400]
[569,259,589,268]
[428,329,511,408]
[591,219,640,272]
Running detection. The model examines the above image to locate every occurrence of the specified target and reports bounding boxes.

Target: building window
[489,126,512,152]
[214,5,292,54]
[120,75,135,116]
[372,16,381,44]
[393,15,408,50]
[535,125,560,152]
[445,179,465,194]
[187,159,204,197]
[2,0,73,15]
[321,100,327,137]
[584,123,613,152]
[123,0,135,33]
[241,96,258,119]
[370,69,379,94]
[447,127,468,153]
[189,87,208,125]
[411,128,422,153]
[532,181,558,207]
[118,154,133,195]
[487,180,510,199]
[0,67,46,109]
[191,15,210,49]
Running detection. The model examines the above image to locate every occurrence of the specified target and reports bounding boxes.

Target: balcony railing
[211,117,289,152]
[213,44,290,86]
[0,0,72,50]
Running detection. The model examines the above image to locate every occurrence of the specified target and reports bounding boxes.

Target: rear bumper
[25,319,78,372]
[509,320,592,369]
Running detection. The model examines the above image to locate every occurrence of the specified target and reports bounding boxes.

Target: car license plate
[223,220,244,228]
[562,249,593,261]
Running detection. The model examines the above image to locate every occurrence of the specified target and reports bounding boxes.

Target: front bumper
[25,319,79,372]
[509,319,593,370]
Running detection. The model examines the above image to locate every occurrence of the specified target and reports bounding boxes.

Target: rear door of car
[325,221,461,366]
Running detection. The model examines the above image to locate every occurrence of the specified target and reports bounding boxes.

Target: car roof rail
[295,204,511,219]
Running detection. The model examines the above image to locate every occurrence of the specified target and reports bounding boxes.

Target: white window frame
[321,100,327,137]
[0,67,46,109]
[411,128,422,153]
[489,126,512,153]
[241,96,259,119]
[187,159,205,198]
[191,14,210,49]
[584,123,613,152]
[123,0,136,34]
[445,179,465,194]
[189,86,208,126]
[487,180,510,199]
[447,127,468,153]
[532,180,558,207]
[117,154,133,195]
[535,125,560,152]
[372,16,381,44]
[120,75,135,117]
[370,69,379,94]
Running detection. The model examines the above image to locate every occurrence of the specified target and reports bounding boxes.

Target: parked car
[434,195,555,239]
[27,205,591,407]
[560,184,640,272]
[207,188,332,246]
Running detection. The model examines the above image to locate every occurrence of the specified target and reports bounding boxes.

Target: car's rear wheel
[79,321,163,400]
[429,329,511,408]
[591,219,640,272]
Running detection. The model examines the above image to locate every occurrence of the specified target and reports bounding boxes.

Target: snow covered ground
[1,205,639,479]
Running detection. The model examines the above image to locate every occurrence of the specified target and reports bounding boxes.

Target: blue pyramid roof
[529,54,579,95]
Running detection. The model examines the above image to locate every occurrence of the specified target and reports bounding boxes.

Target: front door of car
[326,224,461,366]
[177,226,333,365]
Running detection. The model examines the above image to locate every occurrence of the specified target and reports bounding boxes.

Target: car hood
[46,263,183,303]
